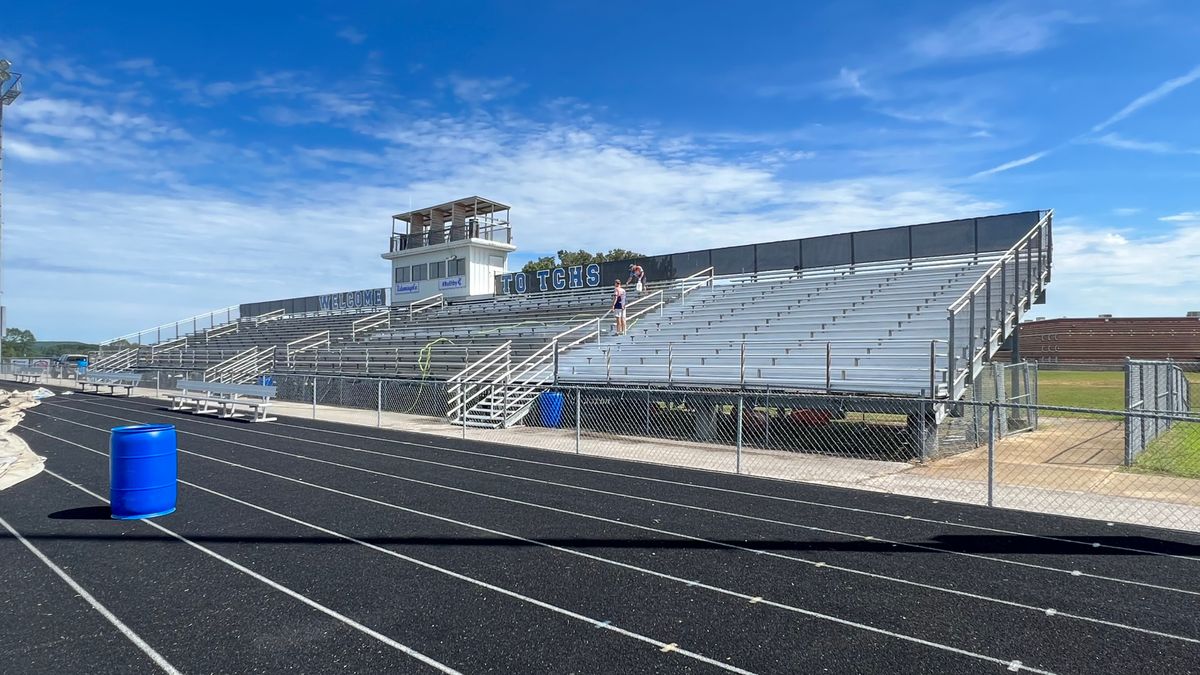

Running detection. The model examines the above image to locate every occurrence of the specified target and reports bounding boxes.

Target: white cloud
[972,150,1049,177]
[443,75,521,103]
[1039,220,1200,318]
[337,27,366,44]
[1112,207,1141,216]
[910,4,1081,61]
[1160,212,1200,223]
[5,138,72,163]
[1092,63,1200,132]
[1089,132,1200,155]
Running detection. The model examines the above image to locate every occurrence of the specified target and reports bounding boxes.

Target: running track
[3,387,1199,674]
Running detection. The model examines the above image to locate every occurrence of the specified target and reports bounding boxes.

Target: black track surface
[3,386,1199,674]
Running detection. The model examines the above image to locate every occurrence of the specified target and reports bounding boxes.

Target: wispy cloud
[909,4,1082,61]
[336,27,366,45]
[442,75,522,103]
[1160,212,1200,223]
[1112,207,1141,216]
[1092,63,1200,132]
[972,150,1049,177]
[1088,132,1200,155]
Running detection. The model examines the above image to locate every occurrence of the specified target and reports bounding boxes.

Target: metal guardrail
[100,305,239,347]
[204,347,257,382]
[253,308,286,326]
[286,331,330,363]
[946,210,1053,400]
[351,310,391,340]
[151,336,187,355]
[409,294,445,320]
[90,347,139,372]
[446,341,512,421]
[205,321,239,343]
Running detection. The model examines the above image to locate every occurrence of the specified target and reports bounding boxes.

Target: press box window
[447,258,465,277]
[411,264,428,281]
[430,261,446,279]
[394,267,411,283]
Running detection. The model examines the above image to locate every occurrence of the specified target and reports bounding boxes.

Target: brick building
[996,316,1200,364]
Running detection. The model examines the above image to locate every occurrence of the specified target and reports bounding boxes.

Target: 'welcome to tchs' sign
[499,264,601,294]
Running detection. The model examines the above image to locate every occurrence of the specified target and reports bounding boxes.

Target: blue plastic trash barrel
[110,424,177,520]
[535,391,565,428]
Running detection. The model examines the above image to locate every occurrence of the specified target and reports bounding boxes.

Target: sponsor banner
[438,277,465,291]
[32,359,51,369]
[10,358,29,366]
[394,282,421,295]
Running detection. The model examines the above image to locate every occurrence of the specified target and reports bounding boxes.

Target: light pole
[0,59,23,370]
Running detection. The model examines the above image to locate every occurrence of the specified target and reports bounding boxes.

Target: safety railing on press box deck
[946,210,1053,400]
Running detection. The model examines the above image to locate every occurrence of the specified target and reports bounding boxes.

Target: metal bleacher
[557,254,1001,396]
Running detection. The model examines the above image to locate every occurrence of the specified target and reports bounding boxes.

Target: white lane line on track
[50,395,1200,563]
[24,430,757,675]
[33,402,1200,601]
[25,423,1058,673]
[37,409,1200,645]
[0,514,184,675]
[26,467,462,675]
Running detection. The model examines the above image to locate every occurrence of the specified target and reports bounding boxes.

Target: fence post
[575,387,581,454]
[312,376,317,419]
[825,342,832,393]
[377,379,382,428]
[740,342,747,386]
[987,402,996,508]
[735,395,744,474]
[553,338,560,385]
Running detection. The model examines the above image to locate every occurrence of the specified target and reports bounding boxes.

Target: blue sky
[2,1,1199,341]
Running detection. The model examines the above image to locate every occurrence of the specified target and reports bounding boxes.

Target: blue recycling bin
[534,391,565,428]
[257,375,275,387]
[110,424,177,520]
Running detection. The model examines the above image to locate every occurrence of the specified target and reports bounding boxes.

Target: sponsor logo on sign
[439,277,465,291]
[394,282,421,295]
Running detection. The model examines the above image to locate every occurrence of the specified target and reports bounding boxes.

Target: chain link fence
[5,366,1199,533]
[1125,359,1194,464]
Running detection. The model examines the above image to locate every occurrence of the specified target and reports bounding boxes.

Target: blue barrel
[110,424,177,520]
[534,391,565,428]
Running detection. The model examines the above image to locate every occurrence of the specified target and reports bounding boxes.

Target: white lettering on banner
[319,288,388,310]
[501,262,602,295]
[394,282,421,295]
[439,277,465,291]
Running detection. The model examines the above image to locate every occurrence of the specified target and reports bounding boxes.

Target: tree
[522,248,646,274]
[3,328,37,358]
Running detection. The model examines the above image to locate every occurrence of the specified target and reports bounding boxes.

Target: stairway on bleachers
[557,253,1007,396]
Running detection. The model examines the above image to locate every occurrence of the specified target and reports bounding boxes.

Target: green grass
[1035,370,1199,419]
[1128,422,1200,479]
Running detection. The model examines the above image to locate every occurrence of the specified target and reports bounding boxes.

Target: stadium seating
[556,253,1006,396]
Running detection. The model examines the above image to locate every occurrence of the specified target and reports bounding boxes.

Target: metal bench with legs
[166,380,277,422]
[77,372,143,396]
[12,367,45,384]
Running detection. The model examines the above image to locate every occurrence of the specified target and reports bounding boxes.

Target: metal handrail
[100,304,240,346]
[254,308,287,326]
[205,321,239,342]
[286,331,330,361]
[90,347,139,372]
[947,211,1052,313]
[409,294,444,319]
[204,347,257,382]
[351,310,391,339]
[448,340,512,383]
[151,336,187,355]
[944,211,1053,399]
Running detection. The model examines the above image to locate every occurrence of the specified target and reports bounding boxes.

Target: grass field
[1034,370,1200,478]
